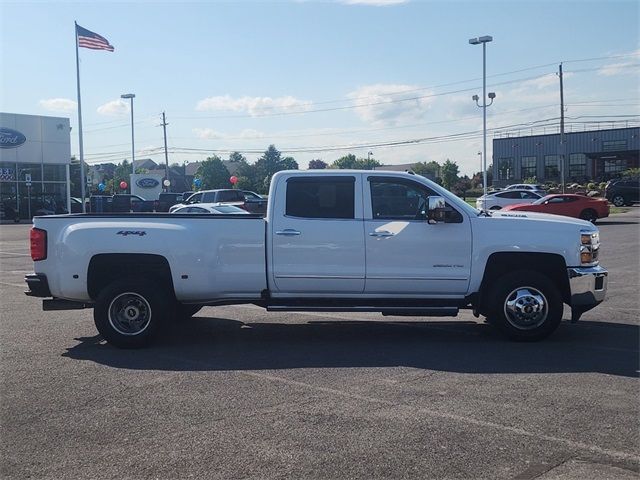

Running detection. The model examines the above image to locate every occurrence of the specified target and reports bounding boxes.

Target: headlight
[580,230,599,265]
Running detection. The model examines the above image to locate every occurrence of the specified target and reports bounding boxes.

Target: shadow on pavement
[63,316,640,378]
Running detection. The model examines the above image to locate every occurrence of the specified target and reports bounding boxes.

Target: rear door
[270,174,365,294]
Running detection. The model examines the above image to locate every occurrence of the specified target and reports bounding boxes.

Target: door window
[368,178,461,222]
[187,193,203,204]
[285,177,355,219]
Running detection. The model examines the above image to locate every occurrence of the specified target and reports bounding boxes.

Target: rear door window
[285,177,355,219]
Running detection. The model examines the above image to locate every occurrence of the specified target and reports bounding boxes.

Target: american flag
[76,24,114,52]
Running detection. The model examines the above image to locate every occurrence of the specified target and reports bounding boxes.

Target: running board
[266,306,459,317]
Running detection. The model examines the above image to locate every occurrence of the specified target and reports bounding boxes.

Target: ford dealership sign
[0,128,26,148]
[136,177,160,189]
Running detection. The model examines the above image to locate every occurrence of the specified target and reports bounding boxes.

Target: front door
[270,174,365,294]
[363,176,472,295]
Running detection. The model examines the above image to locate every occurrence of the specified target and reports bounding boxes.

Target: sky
[1,0,638,176]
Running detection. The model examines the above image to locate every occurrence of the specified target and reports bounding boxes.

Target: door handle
[369,230,395,237]
[276,229,301,236]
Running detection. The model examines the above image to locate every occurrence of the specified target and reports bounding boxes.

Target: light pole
[121,93,136,175]
[477,151,482,178]
[367,151,373,162]
[469,35,494,197]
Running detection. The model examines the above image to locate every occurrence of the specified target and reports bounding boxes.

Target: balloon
[194,178,202,188]
[230,176,238,185]
[119,181,128,190]
[98,183,105,191]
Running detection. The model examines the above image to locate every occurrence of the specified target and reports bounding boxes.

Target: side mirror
[427,196,447,224]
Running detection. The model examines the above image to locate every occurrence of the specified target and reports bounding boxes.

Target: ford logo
[0,128,26,149]
[136,178,160,188]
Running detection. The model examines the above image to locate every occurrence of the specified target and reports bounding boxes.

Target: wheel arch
[478,252,570,313]
[87,253,175,301]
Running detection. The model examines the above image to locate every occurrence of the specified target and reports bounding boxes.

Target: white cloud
[195,95,311,116]
[337,0,408,5]
[39,98,77,113]
[598,61,638,77]
[347,84,434,126]
[193,128,266,140]
[96,99,130,116]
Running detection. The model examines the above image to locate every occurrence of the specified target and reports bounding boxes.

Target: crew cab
[25,170,608,348]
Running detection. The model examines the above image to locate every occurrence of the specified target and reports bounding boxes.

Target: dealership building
[492,126,639,187]
[0,112,71,220]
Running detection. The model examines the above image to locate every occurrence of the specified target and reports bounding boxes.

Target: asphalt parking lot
[1,210,639,479]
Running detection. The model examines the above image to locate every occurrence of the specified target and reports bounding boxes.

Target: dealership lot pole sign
[0,127,26,148]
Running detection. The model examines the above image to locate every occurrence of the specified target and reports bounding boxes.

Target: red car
[502,194,609,223]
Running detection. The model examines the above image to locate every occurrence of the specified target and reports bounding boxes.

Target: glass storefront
[0,161,67,220]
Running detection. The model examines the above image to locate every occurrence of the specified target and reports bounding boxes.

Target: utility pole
[559,63,566,193]
[160,112,170,192]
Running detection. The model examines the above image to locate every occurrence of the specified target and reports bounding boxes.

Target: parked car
[476,189,543,210]
[504,184,547,195]
[181,191,194,202]
[88,194,155,213]
[170,203,250,215]
[502,194,609,223]
[241,190,268,215]
[169,189,247,213]
[605,177,639,207]
[156,193,184,213]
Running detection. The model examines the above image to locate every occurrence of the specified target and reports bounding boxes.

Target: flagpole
[75,21,87,213]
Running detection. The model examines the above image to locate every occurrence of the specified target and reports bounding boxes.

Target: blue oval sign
[136,177,160,188]
[0,128,26,149]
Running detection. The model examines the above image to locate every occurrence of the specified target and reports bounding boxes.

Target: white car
[170,203,249,214]
[504,184,547,195]
[476,189,543,210]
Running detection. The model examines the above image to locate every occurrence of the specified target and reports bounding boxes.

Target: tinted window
[202,192,217,202]
[521,191,540,199]
[497,191,520,199]
[217,190,242,202]
[370,181,430,219]
[186,193,202,204]
[189,207,209,213]
[286,177,355,219]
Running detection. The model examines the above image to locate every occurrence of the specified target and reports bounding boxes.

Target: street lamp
[121,93,136,175]
[469,35,494,197]
[367,151,373,161]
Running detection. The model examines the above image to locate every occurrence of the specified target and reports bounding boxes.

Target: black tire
[611,194,626,207]
[487,270,563,341]
[579,208,597,223]
[94,278,171,348]
[175,304,203,319]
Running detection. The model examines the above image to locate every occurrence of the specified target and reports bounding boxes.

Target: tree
[228,151,246,164]
[330,154,358,169]
[452,177,472,200]
[308,159,327,169]
[440,159,460,190]
[196,155,231,190]
[113,160,132,193]
[330,154,381,170]
[412,161,440,178]
[253,145,299,193]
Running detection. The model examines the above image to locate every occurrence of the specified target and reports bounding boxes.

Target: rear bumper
[25,273,52,297]
[567,265,608,322]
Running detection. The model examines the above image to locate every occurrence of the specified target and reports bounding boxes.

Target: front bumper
[567,265,608,322]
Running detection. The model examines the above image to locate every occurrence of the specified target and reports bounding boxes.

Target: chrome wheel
[503,286,548,330]
[108,292,152,336]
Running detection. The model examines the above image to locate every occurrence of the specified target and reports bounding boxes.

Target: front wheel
[487,270,563,341]
[94,279,170,348]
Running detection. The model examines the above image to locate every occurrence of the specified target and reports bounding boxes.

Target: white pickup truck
[26,170,608,348]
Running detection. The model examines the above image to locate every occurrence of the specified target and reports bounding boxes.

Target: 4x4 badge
[116,230,147,237]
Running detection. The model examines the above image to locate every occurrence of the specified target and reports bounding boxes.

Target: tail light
[30,228,47,261]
